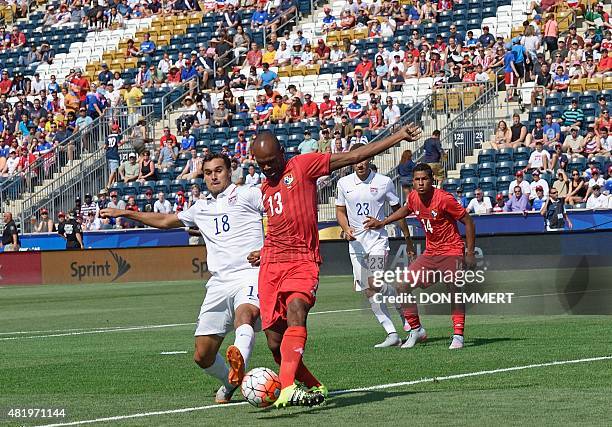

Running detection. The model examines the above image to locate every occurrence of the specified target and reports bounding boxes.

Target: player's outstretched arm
[100,208,184,229]
[329,123,422,172]
[363,204,412,230]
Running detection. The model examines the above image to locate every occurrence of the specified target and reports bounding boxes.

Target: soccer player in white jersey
[335,143,415,347]
[101,153,263,404]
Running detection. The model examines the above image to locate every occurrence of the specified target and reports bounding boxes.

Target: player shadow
[468,337,523,347]
[255,390,422,419]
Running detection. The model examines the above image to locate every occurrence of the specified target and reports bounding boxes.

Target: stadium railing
[12,105,156,227]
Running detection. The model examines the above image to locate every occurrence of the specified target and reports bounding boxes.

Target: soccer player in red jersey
[248,124,422,407]
[364,163,476,350]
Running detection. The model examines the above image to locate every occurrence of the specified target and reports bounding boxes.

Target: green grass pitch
[1,276,611,426]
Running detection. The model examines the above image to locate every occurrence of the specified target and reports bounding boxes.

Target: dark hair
[432,129,440,137]
[412,162,434,179]
[203,153,231,170]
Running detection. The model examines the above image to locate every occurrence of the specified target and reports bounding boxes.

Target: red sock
[451,301,465,335]
[273,350,320,387]
[403,303,421,330]
[278,326,307,389]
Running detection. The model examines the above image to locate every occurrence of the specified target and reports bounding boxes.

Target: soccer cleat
[309,384,329,398]
[215,384,239,404]
[273,384,325,408]
[401,326,427,348]
[449,334,464,349]
[226,345,245,386]
[374,332,401,348]
[403,318,411,332]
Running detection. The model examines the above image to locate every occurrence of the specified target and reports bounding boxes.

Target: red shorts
[504,71,515,86]
[258,260,319,329]
[405,254,464,289]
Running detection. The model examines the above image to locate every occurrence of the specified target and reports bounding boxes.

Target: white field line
[36,355,612,427]
[160,351,188,355]
[0,308,367,340]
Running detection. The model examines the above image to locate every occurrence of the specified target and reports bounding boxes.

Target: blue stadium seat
[496,175,514,192]
[582,103,597,118]
[545,92,563,107]
[478,162,496,177]
[443,178,461,192]
[588,156,607,172]
[479,176,497,191]
[109,183,125,196]
[514,160,529,173]
[460,163,478,179]
[513,147,531,162]
[288,122,305,136]
[495,148,514,162]
[155,179,170,194]
[529,106,545,122]
[495,161,514,177]
[548,105,563,120]
[478,149,496,163]
[123,182,141,196]
[275,123,290,136]
[170,179,186,193]
[212,127,229,140]
[579,90,598,105]
[600,90,612,103]
[461,177,479,192]
[157,168,173,181]
[567,157,587,173]
[140,180,155,194]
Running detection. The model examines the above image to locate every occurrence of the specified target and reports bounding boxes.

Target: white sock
[233,324,255,368]
[368,296,397,335]
[381,283,405,323]
[204,353,232,389]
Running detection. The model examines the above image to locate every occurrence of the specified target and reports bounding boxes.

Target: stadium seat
[478,149,496,163]
[567,157,587,173]
[529,107,545,122]
[460,163,478,179]
[545,92,563,107]
[513,147,531,162]
[140,180,155,194]
[514,160,529,174]
[589,156,607,172]
[479,176,497,191]
[496,175,514,192]
[109,183,125,196]
[154,179,170,194]
[495,148,514,162]
[123,182,141,196]
[495,161,514,177]
[461,177,479,192]
[443,178,461,192]
[478,162,496,177]
[170,179,186,193]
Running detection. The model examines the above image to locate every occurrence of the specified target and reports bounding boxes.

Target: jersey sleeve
[384,178,400,206]
[177,203,197,227]
[442,192,467,221]
[294,152,331,180]
[335,180,346,206]
[246,186,264,213]
[404,193,415,215]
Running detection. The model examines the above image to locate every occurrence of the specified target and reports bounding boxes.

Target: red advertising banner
[0,252,43,285]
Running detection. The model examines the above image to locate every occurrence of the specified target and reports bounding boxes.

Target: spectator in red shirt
[314,39,331,63]
[70,70,90,103]
[598,49,612,73]
[244,42,262,68]
[0,71,11,95]
[8,27,26,48]
[159,126,177,149]
[318,93,336,121]
[354,54,373,79]
[302,93,319,118]
[367,99,383,129]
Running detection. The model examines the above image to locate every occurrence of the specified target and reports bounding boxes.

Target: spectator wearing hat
[560,99,584,133]
[492,193,505,212]
[552,169,570,197]
[173,190,187,213]
[561,126,583,156]
[140,189,155,213]
[36,209,56,233]
[508,170,532,198]
[531,185,548,211]
[118,152,139,183]
[354,54,374,80]
[333,114,354,140]
[529,170,549,200]
[586,168,605,196]
[58,210,83,249]
[98,64,113,85]
[319,93,336,121]
[349,126,369,148]
[80,192,99,223]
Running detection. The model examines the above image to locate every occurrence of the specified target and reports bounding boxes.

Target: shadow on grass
[254,390,427,420]
[468,337,523,347]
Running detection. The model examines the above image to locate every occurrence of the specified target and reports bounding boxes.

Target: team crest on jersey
[370,187,378,194]
[431,210,438,218]
[283,174,294,186]
[228,194,237,205]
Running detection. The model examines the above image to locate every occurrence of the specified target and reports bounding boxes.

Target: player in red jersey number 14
[364,163,476,350]
[247,124,422,408]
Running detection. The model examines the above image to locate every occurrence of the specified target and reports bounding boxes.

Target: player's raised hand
[341,227,356,241]
[396,123,422,142]
[363,216,384,230]
[247,250,261,266]
[100,208,123,219]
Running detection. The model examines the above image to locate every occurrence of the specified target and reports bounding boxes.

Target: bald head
[253,132,285,181]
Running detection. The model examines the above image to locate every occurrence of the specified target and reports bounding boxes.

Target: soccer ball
[241,367,281,408]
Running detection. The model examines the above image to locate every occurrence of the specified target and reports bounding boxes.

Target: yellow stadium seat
[511,27,523,38]
[339,30,353,41]
[433,91,446,112]
[447,90,462,111]
[603,76,612,90]
[326,31,339,43]
[278,66,292,78]
[290,66,305,77]
[463,87,479,107]
[175,16,188,26]
[173,24,188,34]
[304,64,320,76]
[353,27,368,40]
[568,78,585,92]
[584,77,603,91]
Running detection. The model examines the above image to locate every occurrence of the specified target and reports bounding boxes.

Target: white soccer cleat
[374,332,401,348]
[215,384,238,404]
[401,326,427,348]
[449,334,464,349]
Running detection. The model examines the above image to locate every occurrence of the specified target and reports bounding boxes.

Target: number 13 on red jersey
[267,192,283,216]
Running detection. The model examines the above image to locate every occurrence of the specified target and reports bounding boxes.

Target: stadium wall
[0,246,209,285]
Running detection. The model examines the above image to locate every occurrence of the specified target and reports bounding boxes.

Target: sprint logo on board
[70,251,131,282]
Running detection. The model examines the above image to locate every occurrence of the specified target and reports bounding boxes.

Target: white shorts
[349,238,389,292]
[194,271,261,337]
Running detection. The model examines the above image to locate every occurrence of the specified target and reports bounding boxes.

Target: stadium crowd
[2,0,612,237]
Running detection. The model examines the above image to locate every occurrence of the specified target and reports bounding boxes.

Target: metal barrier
[8,105,155,228]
